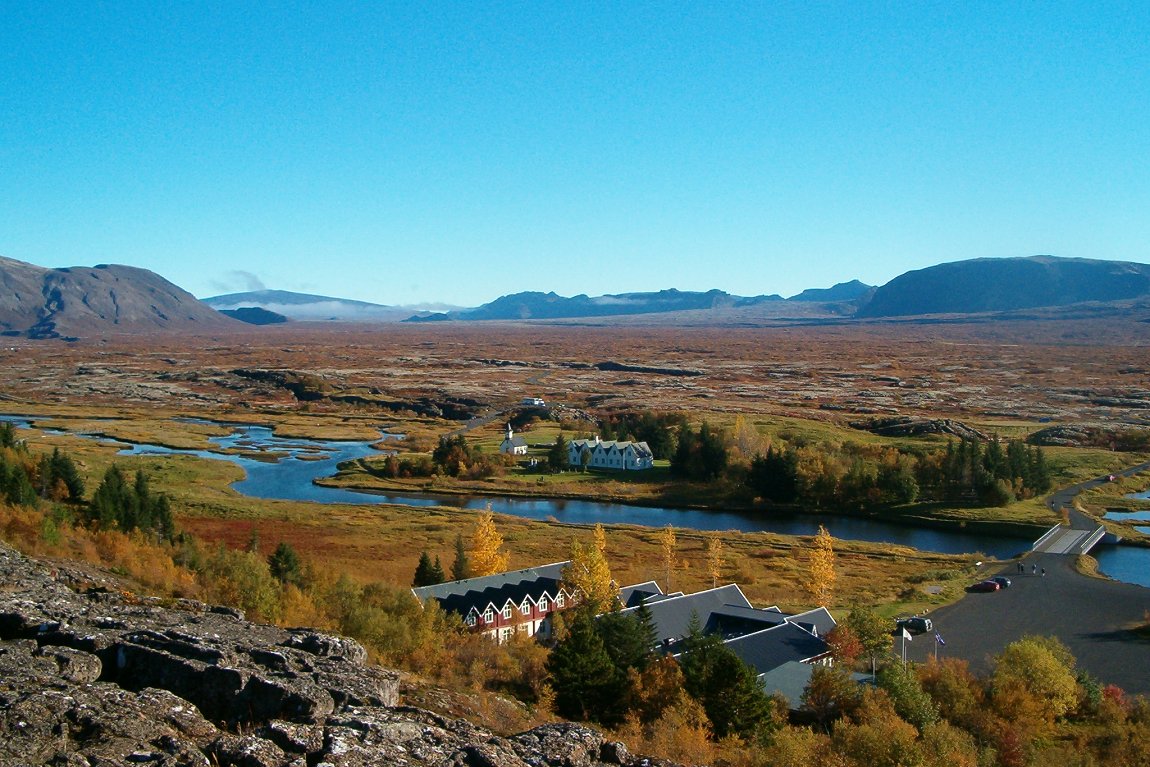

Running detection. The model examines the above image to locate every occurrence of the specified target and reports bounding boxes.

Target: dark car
[895,616,934,634]
[968,580,1001,593]
[992,576,1012,589]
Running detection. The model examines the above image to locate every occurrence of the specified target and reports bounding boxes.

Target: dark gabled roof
[501,436,528,448]
[438,576,566,619]
[412,561,568,603]
[617,584,753,644]
[784,607,837,637]
[723,622,831,676]
[413,561,572,618]
[619,581,664,608]
[706,603,790,638]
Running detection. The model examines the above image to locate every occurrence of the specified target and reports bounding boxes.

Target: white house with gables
[568,436,654,471]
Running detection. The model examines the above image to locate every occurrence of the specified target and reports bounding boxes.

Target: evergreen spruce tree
[634,600,658,654]
[595,610,653,674]
[546,607,622,724]
[49,448,84,501]
[413,551,438,587]
[677,612,771,739]
[431,555,445,584]
[547,434,569,473]
[450,533,470,581]
[269,542,304,587]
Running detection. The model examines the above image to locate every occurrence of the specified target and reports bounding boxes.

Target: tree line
[748,437,1051,509]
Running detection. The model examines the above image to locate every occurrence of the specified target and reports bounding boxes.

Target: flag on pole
[901,627,912,641]
[934,632,945,646]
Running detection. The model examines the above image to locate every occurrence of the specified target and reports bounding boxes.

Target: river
[3,415,1147,582]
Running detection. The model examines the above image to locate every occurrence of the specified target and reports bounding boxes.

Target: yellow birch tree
[593,522,607,554]
[705,533,724,588]
[561,526,617,612]
[807,524,836,607]
[469,507,509,577]
[731,415,767,461]
[660,524,677,592]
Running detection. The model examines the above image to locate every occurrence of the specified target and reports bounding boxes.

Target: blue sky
[2,3,1148,307]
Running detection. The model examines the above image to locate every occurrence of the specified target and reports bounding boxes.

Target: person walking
[1041,568,1046,577]
[1018,561,1024,574]
[1032,563,1037,574]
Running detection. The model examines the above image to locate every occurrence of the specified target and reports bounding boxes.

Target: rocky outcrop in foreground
[0,542,650,767]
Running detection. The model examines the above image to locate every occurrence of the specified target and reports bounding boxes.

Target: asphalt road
[900,464,1150,694]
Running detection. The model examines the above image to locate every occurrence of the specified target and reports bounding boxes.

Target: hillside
[0,540,637,767]
[858,255,1150,317]
[0,256,236,339]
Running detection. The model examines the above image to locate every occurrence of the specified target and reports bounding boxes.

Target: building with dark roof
[412,561,576,642]
[615,583,836,705]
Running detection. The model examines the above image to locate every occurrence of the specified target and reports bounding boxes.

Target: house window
[484,608,494,623]
[503,605,512,620]
[467,615,476,627]
[521,599,531,613]
[556,592,565,608]
[539,596,549,612]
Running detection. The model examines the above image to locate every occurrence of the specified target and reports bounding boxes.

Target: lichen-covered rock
[0,541,664,767]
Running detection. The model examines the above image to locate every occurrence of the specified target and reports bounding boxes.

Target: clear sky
[2,3,1148,307]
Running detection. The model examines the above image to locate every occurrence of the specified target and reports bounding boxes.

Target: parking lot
[900,551,1150,694]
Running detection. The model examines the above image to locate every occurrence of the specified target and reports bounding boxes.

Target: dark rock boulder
[850,416,988,441]
[0,541,665,766]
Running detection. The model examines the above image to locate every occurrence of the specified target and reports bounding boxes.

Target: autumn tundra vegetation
[3,319,1150,765]
[3,426,1150,765]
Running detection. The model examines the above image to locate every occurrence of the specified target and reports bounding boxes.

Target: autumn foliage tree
[560,523,617,612]
[468,507,509,577]
[705,533,723,588]
[806,524,836,608]
[659,524,677,592]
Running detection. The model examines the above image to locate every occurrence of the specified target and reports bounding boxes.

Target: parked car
[992,576,1012,588]
[896,616,934,634]
[968,580,1001,592]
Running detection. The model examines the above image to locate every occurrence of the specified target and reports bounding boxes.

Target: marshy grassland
[3,319,1150,621]
[9,401,1141,622]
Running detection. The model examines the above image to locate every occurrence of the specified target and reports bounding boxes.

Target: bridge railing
[1078,525,1108,555]
[1032,523,1065,551]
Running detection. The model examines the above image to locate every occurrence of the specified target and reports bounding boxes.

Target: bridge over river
[1032,459,1150,555]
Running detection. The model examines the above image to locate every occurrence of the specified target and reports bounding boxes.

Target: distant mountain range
[404,282,876,323]
[3,254,1150,338]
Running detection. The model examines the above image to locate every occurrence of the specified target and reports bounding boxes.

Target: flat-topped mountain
[859,255,1150,317]
[0,256,236,339]
[203,289,430,322]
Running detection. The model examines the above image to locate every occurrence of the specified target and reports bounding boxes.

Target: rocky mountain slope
[0,256,237,339]
[858,255,1150,317]
[0,541,652,767]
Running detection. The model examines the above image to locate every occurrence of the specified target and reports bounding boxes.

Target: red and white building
[412,561,577,642]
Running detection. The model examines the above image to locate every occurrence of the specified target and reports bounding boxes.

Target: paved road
[901,463,1150,694]
[903,552,1150,693]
